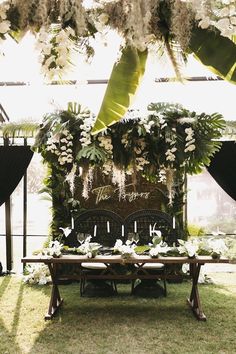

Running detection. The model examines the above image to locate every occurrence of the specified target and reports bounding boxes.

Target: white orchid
[43,240,64,257]
[208,238,228,257]
[178,239,199,258]
[77,236,101,258]
[113,239,136,258]
[0,19,10,33]
[149,242,170,258]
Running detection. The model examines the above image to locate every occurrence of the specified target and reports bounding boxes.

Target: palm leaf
[0,122,39,138]
[188,26,236,84]
[91,46,148,134]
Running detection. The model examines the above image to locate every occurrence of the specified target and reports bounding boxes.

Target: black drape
[207,141,236,201]
[0,146,34,206]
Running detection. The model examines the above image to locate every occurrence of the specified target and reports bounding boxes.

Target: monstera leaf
[76,143,106,164]
[189,26,236,84]
[91,46,148,134]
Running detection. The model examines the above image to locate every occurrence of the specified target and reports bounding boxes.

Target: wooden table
[22,255,230,321]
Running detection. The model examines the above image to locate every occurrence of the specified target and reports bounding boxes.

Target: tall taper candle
[71,216,74,229]
[173,216,176,229]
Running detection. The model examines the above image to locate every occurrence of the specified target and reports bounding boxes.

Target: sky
[0,31,235,122]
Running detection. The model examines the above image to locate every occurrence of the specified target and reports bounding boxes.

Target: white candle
[107,221,110,233]
[173,216,176,229]
[134,221,137,233]
[149,224,152,236]
[121,225,124,237]
[94,225,97,237]
[71,216,74,229]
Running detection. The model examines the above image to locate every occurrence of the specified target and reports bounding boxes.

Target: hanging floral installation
[33,101,225,239]
[0,1,236,132]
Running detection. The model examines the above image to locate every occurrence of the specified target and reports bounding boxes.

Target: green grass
[0,275,236,354]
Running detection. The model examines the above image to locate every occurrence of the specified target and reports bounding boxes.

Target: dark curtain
[0,146,34,206]
[207,141,236,201]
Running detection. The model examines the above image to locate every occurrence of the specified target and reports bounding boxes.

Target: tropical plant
[33,101,225,239]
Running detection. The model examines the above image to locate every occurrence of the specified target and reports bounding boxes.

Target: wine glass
[77,232,85,245]
[132,233,139,245]
[128,232,139,245]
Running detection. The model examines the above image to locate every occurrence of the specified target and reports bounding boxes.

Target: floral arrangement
[33,101,225,238]
[42,240,64,258]
[149,234,173,258]
[76,235,102,258]
[148,232,229,259]
[23,264,51,285]
[198,237,229,259]
[177,238,200,258]
[113,239,137,259]
[0,1,235,79]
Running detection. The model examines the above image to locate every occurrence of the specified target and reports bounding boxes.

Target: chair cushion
[81,262,107,270]
[135,263,164,270]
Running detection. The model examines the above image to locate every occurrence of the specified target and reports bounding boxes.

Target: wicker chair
[70,209,124,296]
[124,209,177,296]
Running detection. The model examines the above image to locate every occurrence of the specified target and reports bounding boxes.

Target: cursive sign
[91,184,150,204]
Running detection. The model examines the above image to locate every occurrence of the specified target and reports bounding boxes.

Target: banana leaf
[188,26,236,84]
[91,46,148,134]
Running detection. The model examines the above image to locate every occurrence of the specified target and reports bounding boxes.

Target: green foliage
[187,224,206,237]
[0,121,38,138]
[92,46,148,134]
[189,26,236,84]
[35,101,225,239]
[76,143,107,165]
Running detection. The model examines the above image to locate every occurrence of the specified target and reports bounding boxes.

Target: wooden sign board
[75,172,168,217]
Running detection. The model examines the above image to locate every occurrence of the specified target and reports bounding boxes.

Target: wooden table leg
[45,263,64,320]
[187,263,206,321]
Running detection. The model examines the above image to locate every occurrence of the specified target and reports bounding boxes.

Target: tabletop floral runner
[33,232,231,260]
[24,232,235,285]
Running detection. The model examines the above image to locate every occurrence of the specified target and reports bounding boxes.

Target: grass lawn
[0,274,236,354]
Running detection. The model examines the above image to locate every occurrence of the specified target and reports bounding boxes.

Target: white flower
[60,227,72,237]
[42,43,53,55]
[98,13,109,25]
[215,18,230,31]
[198,17,211,29]
[177,117,195,124]
[114,239,123,250]
[219,7,229,17]
[231,16,236,25]
[55,30,68,44]
[113,239,136,258]
[178,239,199,258]
[184,144,196,153]
[56,55,68,67]
[0,20,10,34]
[208,238,228,255]
[165,149,176,162]
[60,138,68,143]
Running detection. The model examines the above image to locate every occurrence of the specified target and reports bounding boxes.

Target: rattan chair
[71,209,124,296]
[124,209,177,296]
